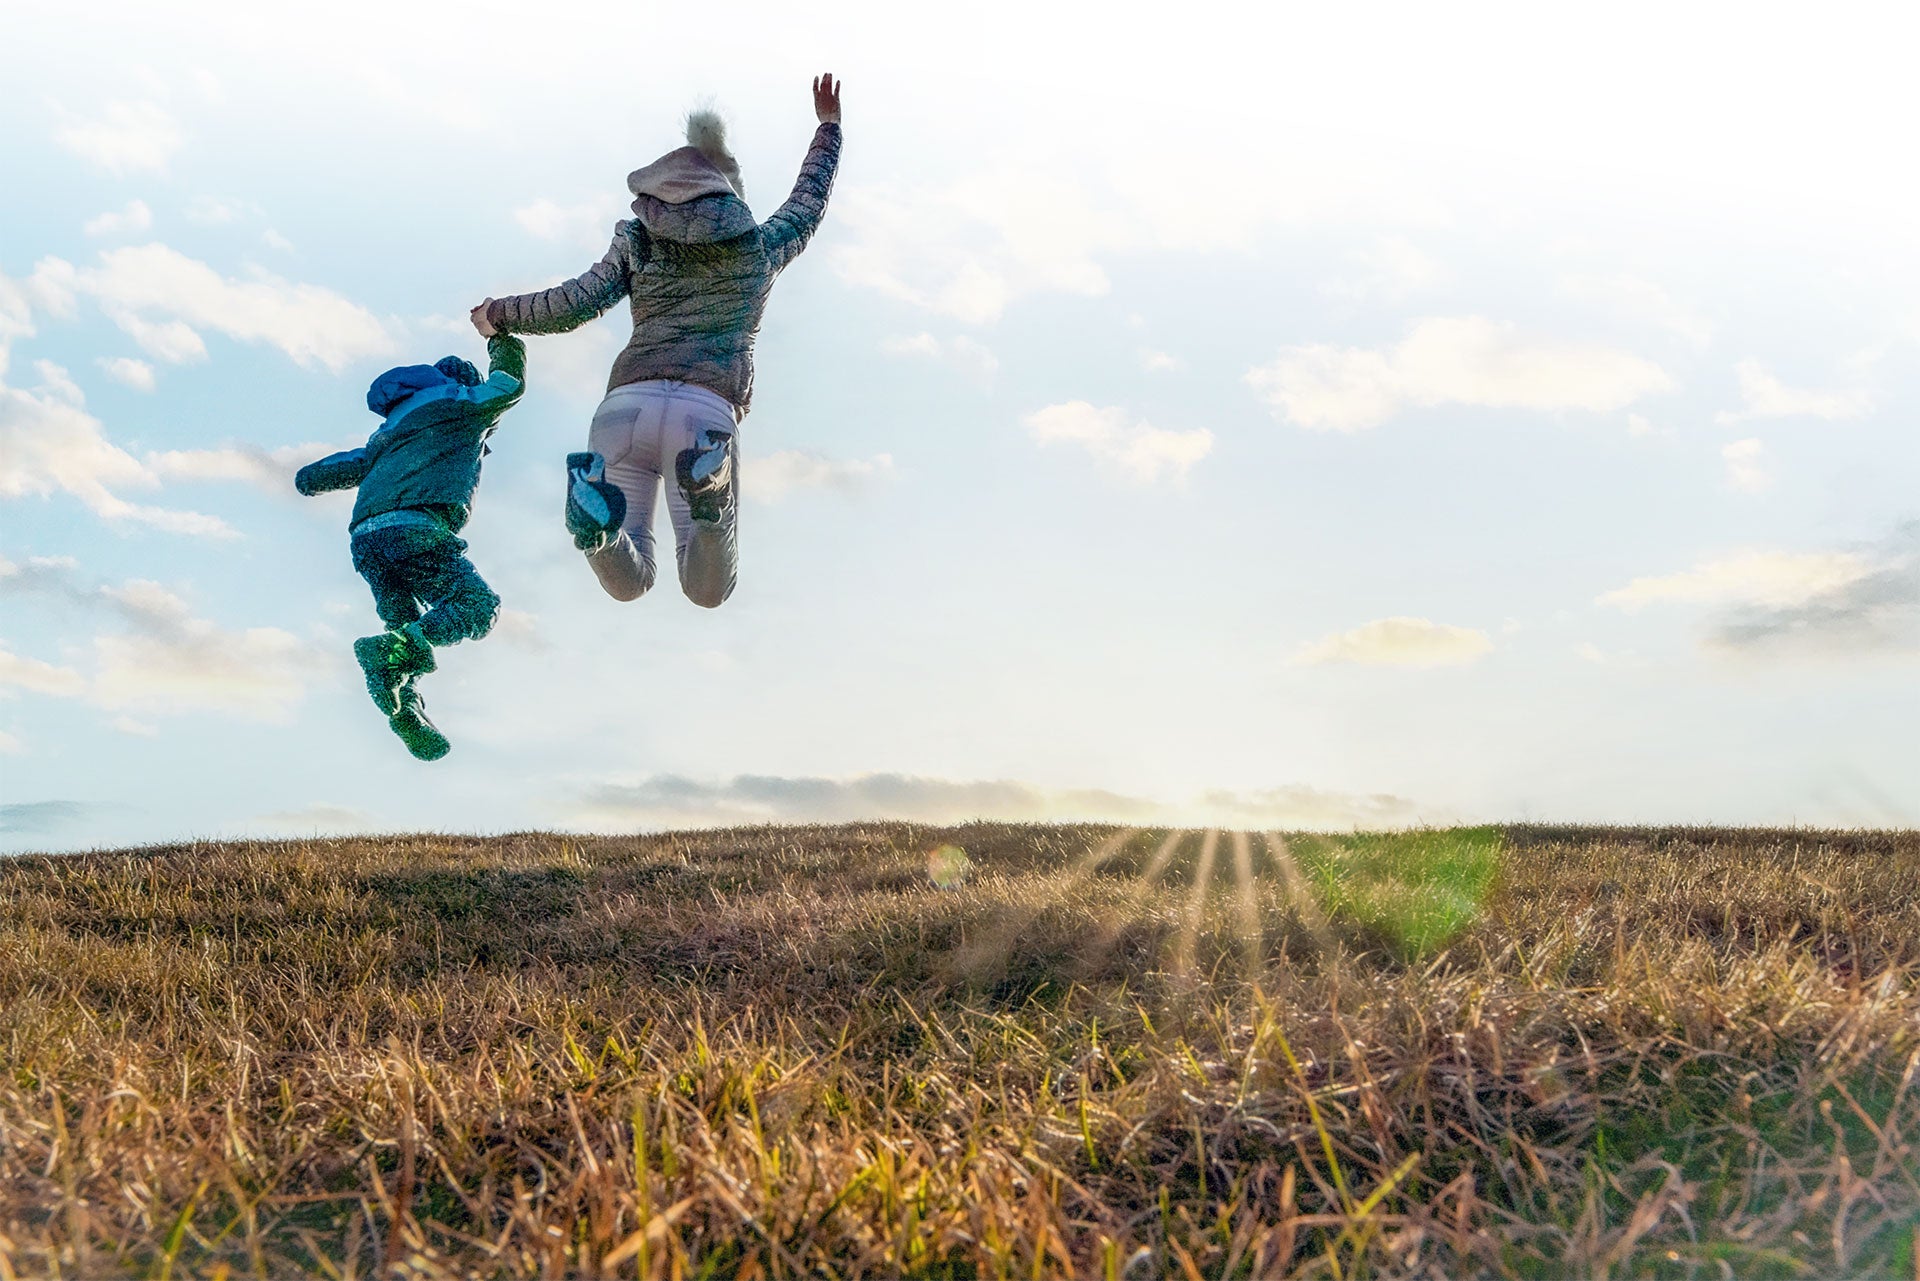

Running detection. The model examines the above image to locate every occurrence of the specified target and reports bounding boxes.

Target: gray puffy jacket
[485,122,842,413]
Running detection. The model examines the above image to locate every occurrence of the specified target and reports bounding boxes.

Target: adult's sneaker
[352,623,436,716]
[565,451,627,553]
[674,429,734,523]
[388,685,451,761]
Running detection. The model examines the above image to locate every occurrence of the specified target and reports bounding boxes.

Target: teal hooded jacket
[295,334,526,531]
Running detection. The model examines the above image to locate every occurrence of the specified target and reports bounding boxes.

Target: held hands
[470,300,497,338]
[812,73,841,125]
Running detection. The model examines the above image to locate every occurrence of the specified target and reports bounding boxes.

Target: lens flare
[927,844,972,889]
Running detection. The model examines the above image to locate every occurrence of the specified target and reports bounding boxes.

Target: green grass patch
[1292,825,1503,958]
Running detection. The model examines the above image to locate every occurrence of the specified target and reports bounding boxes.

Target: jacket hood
[628,146,737,205]
[629,189,757,244]
[625,111,755,244]
[367,364,454,417]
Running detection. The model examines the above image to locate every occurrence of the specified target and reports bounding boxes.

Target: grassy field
[3,823,1919,1279]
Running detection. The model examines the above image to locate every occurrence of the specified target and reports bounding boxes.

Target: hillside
[3,823,1919,1278]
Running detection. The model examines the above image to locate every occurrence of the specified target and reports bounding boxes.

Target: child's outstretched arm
[294,447,371,496]
[466,333,527,425]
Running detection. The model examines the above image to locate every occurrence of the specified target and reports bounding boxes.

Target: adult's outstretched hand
[813,73,841,125]
[469,300,497,338]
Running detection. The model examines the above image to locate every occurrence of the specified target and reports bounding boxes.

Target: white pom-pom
[685,109,744,197]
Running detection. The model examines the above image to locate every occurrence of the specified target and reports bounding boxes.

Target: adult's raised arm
[762,73,844,272]
[478,231,637,336]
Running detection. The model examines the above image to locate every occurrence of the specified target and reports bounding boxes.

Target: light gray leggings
[583,380,740,608]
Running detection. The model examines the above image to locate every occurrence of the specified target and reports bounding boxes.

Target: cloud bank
[1293,617,1494,668]
[1715,359,1870,425]
[1023,402,1213,483]
[572,773,1434,831]
[0,557,326,720]
[1247,316,1671,432]
[1601,528,1920,657]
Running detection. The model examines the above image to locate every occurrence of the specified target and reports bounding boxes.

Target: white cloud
[84,200,154,237]
[189,68,224,104]
[1292,617,1494,668]
[1247,316,1673,432]
[95,356,156,392]
[251,804,373,833]
[572,773,1432,831]
[22,259,78,321]
[1714,359,1871,425]
[261,229,295,253]
[91,624,315,720]
[1022,401,1212,483]
[512,197,625,248]
[54,100,182,174]
[1601,528,1920,658]
[112,716,159,737]
[1721,437,1773,493]
[831,170,1130,324]
[1558,273,1712,346]
[106,308,208,364]
[57,244,394,372]
[1138,348,1185,373]
[34,360,84,405]
[0,646,87,697]
[185,196,251,226]
[0,729,22,755]
[0,564,324,720]
[1626,412,1660,437]
[492,608,550,653]
[0,359,236,536]
[145,441,335,493]
[751,450,896,501]
[1322,235,1445,303]
[1598,550,1874,611]
[1192,785,1440,830]
[880,331,998,382]
[0,298,292,528]
[0,287,32,377]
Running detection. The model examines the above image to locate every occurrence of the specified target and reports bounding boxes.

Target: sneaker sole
[568,478,613,528]
[688,449,730,488]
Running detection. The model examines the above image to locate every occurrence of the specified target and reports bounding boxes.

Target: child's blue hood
[366,364,454,417]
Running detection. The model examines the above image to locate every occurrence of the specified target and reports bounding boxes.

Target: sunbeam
[1264,831,1333,951]
[1171,829,1220,980]
[1230,831,1263,979]
[1138,829,1185,887]
[1079,829,1189,974]
[943,828,1138,983]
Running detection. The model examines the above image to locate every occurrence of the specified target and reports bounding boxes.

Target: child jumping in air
[294,334,527,760]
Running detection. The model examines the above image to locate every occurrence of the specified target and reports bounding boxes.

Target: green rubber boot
[353,624,436,716]
[388,684,451,761]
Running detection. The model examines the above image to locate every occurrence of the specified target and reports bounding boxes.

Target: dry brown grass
[2,822,1919,1278]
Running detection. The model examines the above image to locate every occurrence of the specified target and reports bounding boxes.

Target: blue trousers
[350,519,499,647]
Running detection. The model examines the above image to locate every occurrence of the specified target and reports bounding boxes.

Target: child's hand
[470,301,497,338]
[813,73,841,125]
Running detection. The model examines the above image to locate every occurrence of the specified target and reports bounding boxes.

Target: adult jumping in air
[470,74,843,608]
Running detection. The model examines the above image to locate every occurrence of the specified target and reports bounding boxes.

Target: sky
[4,0,1919,852]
